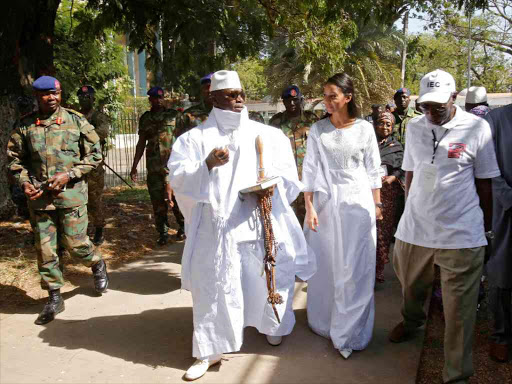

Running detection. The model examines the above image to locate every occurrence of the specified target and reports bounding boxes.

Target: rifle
[103,162,134,189]
[73,162,134,189]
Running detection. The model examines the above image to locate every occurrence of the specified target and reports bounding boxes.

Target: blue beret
[77,85,95,96]
[147,86,164,97]
[282,85,301,99]
[200,73,214,85]
[33,76,61,91]
[394,87,411,97]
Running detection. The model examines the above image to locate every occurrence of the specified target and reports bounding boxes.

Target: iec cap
[417,69,456,104]
[77,85,95,96]
[147,86,165,97]
[281,85,302,99]
[32,76,61,91]
[200,73,214,85]
[210,70,242,92]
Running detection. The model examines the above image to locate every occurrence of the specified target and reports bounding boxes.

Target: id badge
[417,163,437,193]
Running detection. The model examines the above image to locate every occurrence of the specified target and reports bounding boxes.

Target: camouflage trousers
[147,172,185,235]
[31,205,102,291]
[87,165,105,228]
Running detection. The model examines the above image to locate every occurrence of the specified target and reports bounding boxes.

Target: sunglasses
[418,103,449,114]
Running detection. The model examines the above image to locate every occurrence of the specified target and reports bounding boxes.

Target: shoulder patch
[64,108,85,118]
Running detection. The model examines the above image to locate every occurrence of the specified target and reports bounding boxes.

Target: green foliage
[82,0,270,97]
[262,1,402,114]
[109,186,150,203]
[121,96,150,116]
[405,6,512,93]
[232,58,268,100]
[54,0,131,114]
[263,1,357,101]
[344,21,403,114]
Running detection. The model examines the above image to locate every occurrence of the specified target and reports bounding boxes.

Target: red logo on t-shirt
[448,143,466,158]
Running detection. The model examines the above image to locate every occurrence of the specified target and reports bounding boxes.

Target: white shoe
[339,348,353,359]
[184,355,222,381]
[266,335,283,346]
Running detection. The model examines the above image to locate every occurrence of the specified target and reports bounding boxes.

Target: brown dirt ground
[416,270,512,383]
[0,185,180,306]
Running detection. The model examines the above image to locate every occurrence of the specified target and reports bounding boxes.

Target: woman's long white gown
[302,118,382,351]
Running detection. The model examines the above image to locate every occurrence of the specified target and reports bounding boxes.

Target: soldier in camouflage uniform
[269,85,318,223]
[248,111,265,124]
[175,73,213,138]
[7,76,109,325]
[130,86,183,245]
[77,85,111,245]
[392,87,422,227]
[392,87,422,146]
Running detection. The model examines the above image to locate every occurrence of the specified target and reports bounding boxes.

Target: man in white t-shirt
[388,69,500,384]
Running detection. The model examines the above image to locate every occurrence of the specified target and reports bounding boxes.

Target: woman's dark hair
[325,73,359,118]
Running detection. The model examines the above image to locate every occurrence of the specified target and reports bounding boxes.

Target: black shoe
[176,228,186,241]
[91,260,109,294]
[157,233,169,245]
[35,289,65,325]
[93,227,105,246]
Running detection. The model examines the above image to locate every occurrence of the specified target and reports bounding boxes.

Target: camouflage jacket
[269,109,319,174]
[175,102,211,139]
[138,108,178,175]
[393,106,422,146]
[248,111,265,124]
[84,110,110,148]
[7,107,102,210]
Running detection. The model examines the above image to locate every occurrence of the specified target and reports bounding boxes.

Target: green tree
[54,0,131,112]
[0,0,495,219]
[232,58,268,100]
[262,2,402,113]
[405,12,512,93]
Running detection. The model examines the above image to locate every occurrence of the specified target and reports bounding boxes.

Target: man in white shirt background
[388,69,500,384]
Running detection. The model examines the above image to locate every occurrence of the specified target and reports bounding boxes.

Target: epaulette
[64,108,85,118]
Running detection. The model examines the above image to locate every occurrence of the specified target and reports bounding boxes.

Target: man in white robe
[168,70,314,381]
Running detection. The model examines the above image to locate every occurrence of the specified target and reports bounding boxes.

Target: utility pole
[467,11,472,90]
[401,11,409,88]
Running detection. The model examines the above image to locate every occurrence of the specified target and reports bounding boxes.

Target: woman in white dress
[303,73,383,359]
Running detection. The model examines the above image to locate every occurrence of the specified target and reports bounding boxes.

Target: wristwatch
[67,170,77,181]
[485,230,495,240]
[375,203,383,208]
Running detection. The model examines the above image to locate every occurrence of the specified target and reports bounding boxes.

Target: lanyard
[431,129,449,164]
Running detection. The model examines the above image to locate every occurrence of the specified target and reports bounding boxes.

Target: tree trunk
[0,1,61,220]
[400,10,409,88]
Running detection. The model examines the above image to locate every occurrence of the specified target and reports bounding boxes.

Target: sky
[394,12,430,34]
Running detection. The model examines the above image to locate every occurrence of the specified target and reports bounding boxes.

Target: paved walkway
[1,242,426,383]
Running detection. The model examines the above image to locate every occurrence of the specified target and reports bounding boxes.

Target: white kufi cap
[417,69,456,104]
[466,86,487,104]
[210,70,242,92]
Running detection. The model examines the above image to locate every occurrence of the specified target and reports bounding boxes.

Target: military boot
[157,232,169,245]
[35,289,65,325]
[91,260,109,294]
[176,227,186,241]
[93,227,105,246]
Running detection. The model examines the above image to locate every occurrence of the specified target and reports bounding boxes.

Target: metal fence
[104,112,146,187]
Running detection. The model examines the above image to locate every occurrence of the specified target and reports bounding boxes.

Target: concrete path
[1,242,425,383]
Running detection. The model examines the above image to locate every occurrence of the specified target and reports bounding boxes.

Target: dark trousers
[147,172,184,235]
[489,286,512,345]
